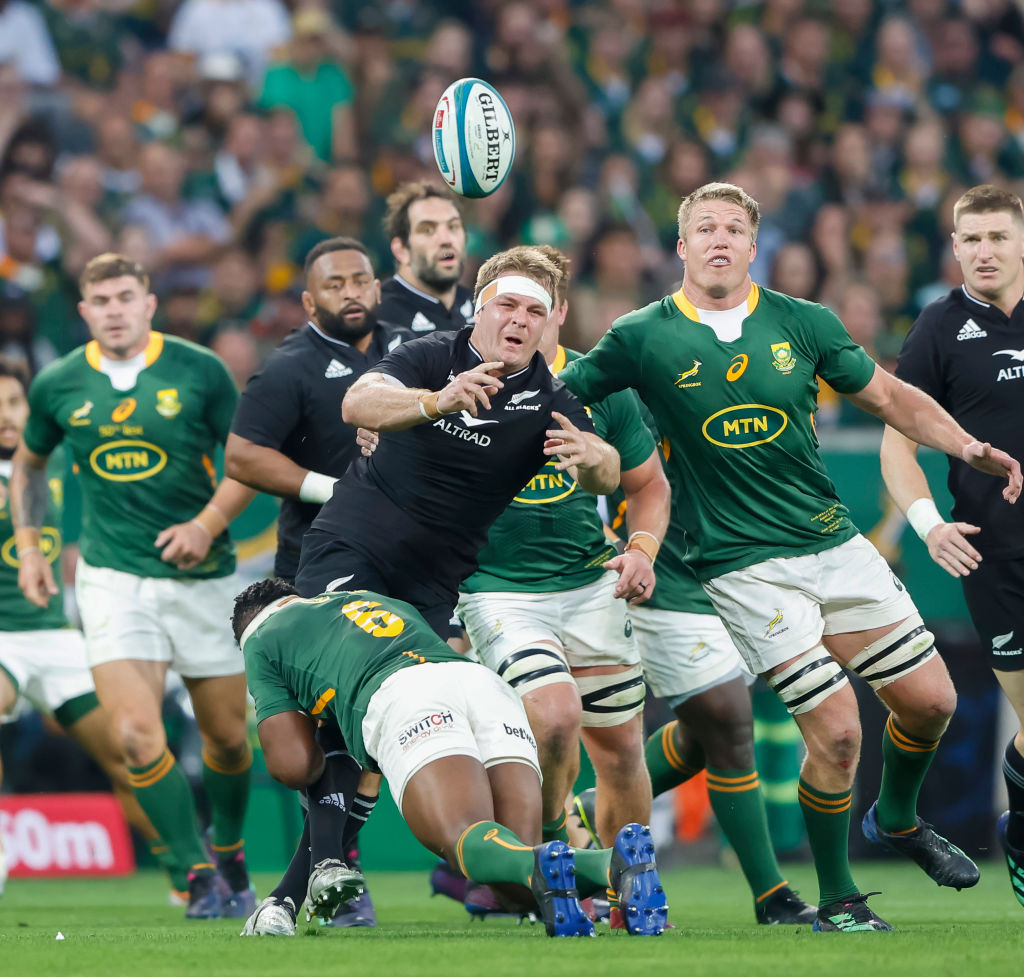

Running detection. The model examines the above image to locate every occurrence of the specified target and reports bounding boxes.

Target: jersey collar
[671,283,760,322]
[960,284,991,308]
[85,331,164,371]
[393,274,441,305]
[550,345,567,374]
[239,596,295,652]
[307,320,352,348]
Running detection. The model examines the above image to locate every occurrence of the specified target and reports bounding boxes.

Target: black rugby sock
[270,817,311,906]
[307,750,363,865]
[1003,740,1024,849]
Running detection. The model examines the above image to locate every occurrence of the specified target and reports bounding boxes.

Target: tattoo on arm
[12,465,50,530]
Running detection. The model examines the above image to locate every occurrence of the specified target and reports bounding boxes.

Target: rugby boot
[531,841,595,937]
[862,801,979,890]
[185,866,225,919]
[755,885,817,925]
[608,823,668,936]
[240,896,297,936]
[326,848,377,927]
[219,849,258,919]
[813,892,892,932]
[996,810,1024,910]
[430,859,468,903]
[303,858,364,922]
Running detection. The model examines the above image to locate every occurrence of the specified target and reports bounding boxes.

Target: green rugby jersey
[0,449,67,631]
[240,590,466,768]
[560,285,877,581]
[462,346,656,594]
[23,333,237,580]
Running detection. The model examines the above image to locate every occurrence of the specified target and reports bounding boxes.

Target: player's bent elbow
[258,717,322,789]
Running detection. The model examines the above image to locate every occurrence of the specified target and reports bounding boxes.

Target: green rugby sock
[202,746,253,853]
[798,778,858,904]
[128,750,207,870]
[706,765,787,902]
[148,840,189,892]
[455,821,533,885]
[876,715,939,833]
[646,721,704,796]
[542,810,570,843]
[572,846,613,894]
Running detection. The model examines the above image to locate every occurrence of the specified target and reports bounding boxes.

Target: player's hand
[435,362,504,416]
[961,441,1023,502]
[18,549,58,608]
[924,521,982,578]
[544,412,596,472]
[155,521,213,571]
[356,427,379,456]
[603,550,655,604]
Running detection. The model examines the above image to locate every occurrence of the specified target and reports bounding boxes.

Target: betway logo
[1,808,116,872]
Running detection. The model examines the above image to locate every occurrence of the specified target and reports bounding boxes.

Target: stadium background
[0,0,1020,872]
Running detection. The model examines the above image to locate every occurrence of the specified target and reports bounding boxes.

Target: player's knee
[523,682,581,748]
[575,664,645,729]
[115,712,167,767]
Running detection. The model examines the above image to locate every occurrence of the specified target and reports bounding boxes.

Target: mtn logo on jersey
[702,404,788,448]
[957,319,988,341]
[325,358,354,379]
[411,311,436,332]
[1,526,61,569]
[771,342,796,374]
[514,458,577,504]
[89,439,168,481]
[674,360,702,389]
[505,388,541,411]
[993,349,1024,382]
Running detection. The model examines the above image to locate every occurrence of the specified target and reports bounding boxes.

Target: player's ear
[301,289,316,318]
[374,278,381,303]
[676,237,687,263]
[391,235,409,268]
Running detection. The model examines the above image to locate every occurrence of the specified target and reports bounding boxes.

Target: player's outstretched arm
[603,449,670,604]
[545,411,620,495]
[848,365,1022,502]
[342,366,506,431]
[880,425,982,578]
[225,432,338,503]
[10,439,58,608]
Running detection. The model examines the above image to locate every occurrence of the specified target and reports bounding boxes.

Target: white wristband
[299,471,338,504]
[906,497,944,542]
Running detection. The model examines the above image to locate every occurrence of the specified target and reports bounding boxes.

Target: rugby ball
[432,77,516,198]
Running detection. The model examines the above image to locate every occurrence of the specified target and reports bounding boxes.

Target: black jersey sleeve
[371,334,454,390]
[231,352,306,448]
[895,311,944,404]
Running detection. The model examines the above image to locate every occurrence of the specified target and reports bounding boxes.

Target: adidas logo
[325,359,353,379]
[318,793,347,810]
[956,319,988,341]
[411,312,436,332]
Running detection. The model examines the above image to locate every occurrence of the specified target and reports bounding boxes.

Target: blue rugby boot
[609,824,668,936]
[531,841,594,938]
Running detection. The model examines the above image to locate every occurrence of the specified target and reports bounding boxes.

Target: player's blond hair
[953,185,1024,229]
[474,246,560,305]
[79,253,150,294]
[531,245,571,305]
[677,182,760,242]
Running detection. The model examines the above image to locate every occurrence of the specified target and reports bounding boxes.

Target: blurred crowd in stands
[1,0,1023,423]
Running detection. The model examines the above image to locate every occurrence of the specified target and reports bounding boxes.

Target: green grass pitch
[2,861,1022,977]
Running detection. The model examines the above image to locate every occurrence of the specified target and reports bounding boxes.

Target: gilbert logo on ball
[433,77,515,198]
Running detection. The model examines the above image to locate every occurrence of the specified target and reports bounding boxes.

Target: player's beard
[314,302,377,343]
[415,253,464,290]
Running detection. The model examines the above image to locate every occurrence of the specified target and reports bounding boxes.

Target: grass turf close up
[1,861,1022,977]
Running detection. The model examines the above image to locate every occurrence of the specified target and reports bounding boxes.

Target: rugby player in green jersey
[10,254,257,919]
[0,357,180,899]
[561,182,1023,932]
[232,578,669,938]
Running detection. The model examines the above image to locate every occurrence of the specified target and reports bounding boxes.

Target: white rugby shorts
[0,627,95,719]
[76,559,244,678]
[362,661,542,812]
[702,534,918,674]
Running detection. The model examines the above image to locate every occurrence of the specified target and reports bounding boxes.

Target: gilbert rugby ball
[432,77,515,198]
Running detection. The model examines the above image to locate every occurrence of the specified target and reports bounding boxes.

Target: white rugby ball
[432,77,515,198]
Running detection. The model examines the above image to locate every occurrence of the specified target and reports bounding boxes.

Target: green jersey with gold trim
[560,285,877,581]
[0,449,67,630]
[240,590,465,769]
[462,346,656,594]
[23,333,237,579]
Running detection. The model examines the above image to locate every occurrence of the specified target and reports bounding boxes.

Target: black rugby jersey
[377,275,475,335]
[308,327,594,600]
[231,320,410,574]
[896,284,1024,559]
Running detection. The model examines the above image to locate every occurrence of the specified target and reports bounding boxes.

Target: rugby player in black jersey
[881,184,1024,912]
